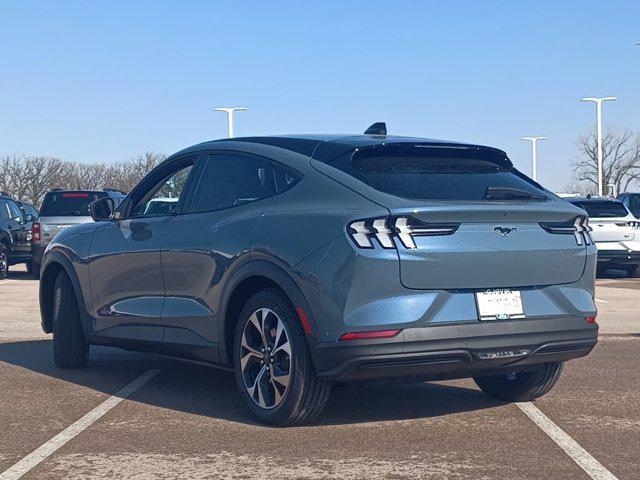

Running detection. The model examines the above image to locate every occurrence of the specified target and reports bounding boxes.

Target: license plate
[476,289,524,321]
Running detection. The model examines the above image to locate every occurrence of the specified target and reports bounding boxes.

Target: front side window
[190,154,275,213]
[131,165,193,217]
[0,201,8,220]
[329,145,547,201]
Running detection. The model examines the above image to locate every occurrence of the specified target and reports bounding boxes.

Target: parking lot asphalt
[0,265,638,479]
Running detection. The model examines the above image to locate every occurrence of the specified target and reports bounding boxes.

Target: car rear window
[39,191,106,217]
[328,145,547,201]
[570,201,629,218]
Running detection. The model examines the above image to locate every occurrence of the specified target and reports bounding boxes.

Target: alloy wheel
[240,308,292,409]
[0,250,7,279]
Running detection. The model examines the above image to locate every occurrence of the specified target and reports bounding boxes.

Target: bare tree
[25,156,65,206]
[0,152,166,208]
[572,127,640,195]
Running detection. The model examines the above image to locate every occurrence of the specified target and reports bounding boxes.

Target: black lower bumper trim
[312,317,598,382]
[597,250,640,265]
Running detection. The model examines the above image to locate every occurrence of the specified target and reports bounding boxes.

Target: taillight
[31,222,41,242]
[347,217,460,250]
[585,316,597,324]
[540,216,592,246]
[339,329,402,341]
[62,192,89,198]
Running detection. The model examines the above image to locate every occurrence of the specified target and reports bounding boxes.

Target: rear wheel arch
[0,233,10,249]
[220,261,318,367]
[40,253,89,334]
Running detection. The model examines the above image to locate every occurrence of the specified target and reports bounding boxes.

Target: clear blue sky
[1,0,639,191]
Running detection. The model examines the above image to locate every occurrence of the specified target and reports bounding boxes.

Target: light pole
[213,107,247,138]
[521,136,547,181]
[581,97,617,196]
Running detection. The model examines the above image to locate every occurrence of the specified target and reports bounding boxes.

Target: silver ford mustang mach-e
[39,125,598,426]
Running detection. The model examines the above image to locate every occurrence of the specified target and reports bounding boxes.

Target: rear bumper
[31,243,46,264]
[311,317,598,382]
[597,250,640,265]
[8,251,32,264]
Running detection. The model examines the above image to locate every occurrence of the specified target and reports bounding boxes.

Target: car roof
[44,189,125,196]
[568,196,624,204]
[174,134,511,166]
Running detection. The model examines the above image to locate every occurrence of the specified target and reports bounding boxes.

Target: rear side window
[625,195,640,216]
[329,145,546,201]
[39,191,105,217]
[190,154,275,213]
[0,200,8,219]
[570,201,629,218]
[274,164,301,193]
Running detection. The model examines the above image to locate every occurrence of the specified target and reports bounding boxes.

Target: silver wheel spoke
[247,365,268,407]
[255,367,268,408]
[270,378,283,404]
[272,319,290,356]
[240,350,261,371]
[273,339,291,356]
[248,310,268,346]
[272,369,290,389]
[241,329,263,370]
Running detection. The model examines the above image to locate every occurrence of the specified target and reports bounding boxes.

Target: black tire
[30,261,41,279]
[234,288,331,426]
[0,243,8,280]
[626,265,640,278]
[52,271,89,368]
[474,362,564,402]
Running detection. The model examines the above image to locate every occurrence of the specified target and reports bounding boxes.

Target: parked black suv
[0,193,36,279]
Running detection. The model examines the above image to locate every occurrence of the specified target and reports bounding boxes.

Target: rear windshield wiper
[484,187,547,201]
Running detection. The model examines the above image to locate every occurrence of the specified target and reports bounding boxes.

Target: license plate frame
[475,289,525,321]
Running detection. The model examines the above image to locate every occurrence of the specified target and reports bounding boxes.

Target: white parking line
[517,402,618,480]
[595,298,608,304]
[0,369,161,480]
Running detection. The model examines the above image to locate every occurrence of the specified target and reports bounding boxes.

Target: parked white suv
[568,197,640,277]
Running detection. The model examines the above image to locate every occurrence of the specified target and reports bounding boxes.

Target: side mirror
[89,197,116,221]
[24,213,35,223]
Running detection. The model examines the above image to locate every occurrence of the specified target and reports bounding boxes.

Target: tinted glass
[0,201,8,219]
[329,146,546,201]
[570,201,629,218]
[20,203,38,218]
[132,166,192,217]
[6,200,23,221]
[274,164,301,193]
[40,191,106,217]
[625,195,640,216]
[190,155,275,212]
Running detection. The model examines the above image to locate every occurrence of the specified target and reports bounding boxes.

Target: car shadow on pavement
[5,268,35,281]
[0,340,505,427]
